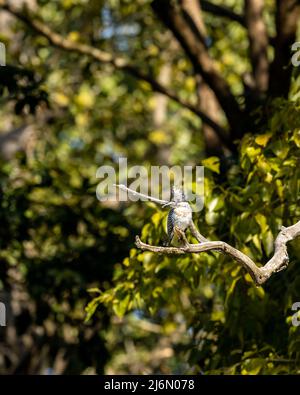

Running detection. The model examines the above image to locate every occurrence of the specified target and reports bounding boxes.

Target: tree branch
[152,0,244,139]
[127,66,231,148]
[269,0,300,98]
[136,220,300,286]
[113,184,169,206]
[245,0,269,93]
[114,184,209,241]
[114,184,300,286]
[181,1,229,155]
[201,1,279,47]
[201,0,246,26]
[0,0,230,147]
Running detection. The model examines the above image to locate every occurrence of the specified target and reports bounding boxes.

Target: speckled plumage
[166,186,193,245]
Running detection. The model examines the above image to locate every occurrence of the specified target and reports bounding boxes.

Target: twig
[113,184,169,205]
[189,220,208,243]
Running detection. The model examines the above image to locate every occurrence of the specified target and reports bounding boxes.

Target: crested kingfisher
[163,185,193,246]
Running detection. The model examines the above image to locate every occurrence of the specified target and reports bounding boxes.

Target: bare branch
[201,0,246,26]
[114,185,300,285]
[113,184,169,206]
[114,184,209,243]
[0,0,229,144]
[136,220,300,286]
[189,220,208,243]
[245,0,269,93]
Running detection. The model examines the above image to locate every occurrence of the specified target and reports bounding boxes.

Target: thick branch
[201,0,246,26]
[196,76,229,155]
[181,1,229,155]
[152,0,244,139]
[136,220,300,286]
[0,0,228,144]
[181,0,206,38]
[269,0,300,97]
[245,0,269,93]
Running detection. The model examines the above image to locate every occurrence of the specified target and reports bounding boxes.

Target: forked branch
[115,184,300,286]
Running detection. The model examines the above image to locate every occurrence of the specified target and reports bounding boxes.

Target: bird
[163,185,193,246]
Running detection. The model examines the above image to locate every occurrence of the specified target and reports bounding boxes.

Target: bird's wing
[167,208,175,237]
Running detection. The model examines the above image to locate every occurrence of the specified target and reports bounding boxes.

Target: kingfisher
[163,185,193,246]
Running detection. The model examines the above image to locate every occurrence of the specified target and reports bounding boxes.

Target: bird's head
[171,185,186,203]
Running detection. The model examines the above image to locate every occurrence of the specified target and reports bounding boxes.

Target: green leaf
[252,234,262,253]
[113,294,131,317]
[151,212,162,228]
[242,358,264,375]
[255,213,268,233]
[255,133,272,147]
[202,157,220,174]
[262,230,274,255]
[84,296,101,323]
[245,147,261,161]
[87,288,101,294]
[226,277,241,304]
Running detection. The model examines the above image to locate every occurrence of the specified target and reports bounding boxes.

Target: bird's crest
[170,185,186,203]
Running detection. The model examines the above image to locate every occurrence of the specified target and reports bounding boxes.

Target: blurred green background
[0,0,300,374]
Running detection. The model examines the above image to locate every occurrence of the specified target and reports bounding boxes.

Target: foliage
[88,100,300,374]
[0,0,300,375]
